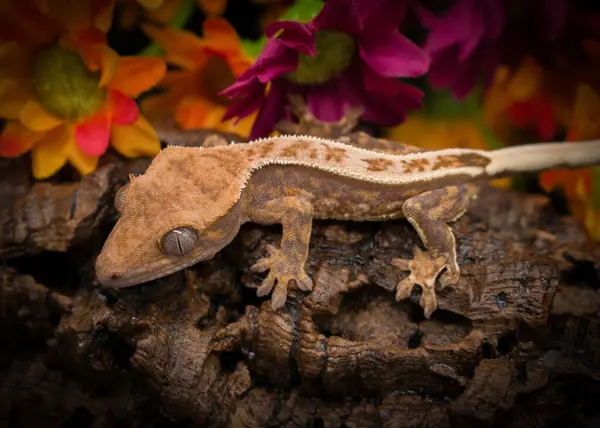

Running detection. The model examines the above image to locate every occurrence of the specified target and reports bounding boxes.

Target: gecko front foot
[391,247,459,318]
[250,244,313,310]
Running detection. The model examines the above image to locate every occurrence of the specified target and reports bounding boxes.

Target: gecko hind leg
[275,93,364,138]
[392,184,478,318]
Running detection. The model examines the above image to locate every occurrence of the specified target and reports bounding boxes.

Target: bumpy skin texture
[95,108,600,317]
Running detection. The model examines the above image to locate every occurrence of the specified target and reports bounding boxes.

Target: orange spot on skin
[323,145,346,162]
[399,158,430,173]
[431,153,490,170]
[280,141,310,158]
[257,141,275,157]
[363,157,394,172]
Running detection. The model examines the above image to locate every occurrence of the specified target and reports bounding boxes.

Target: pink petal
[109,89,139,125]
[222,79,266,122]
[358,0,406,34]
[266,21,316,54]
[359,86,411,125]
[428,45,490,99]
[249,79,288,139]
[220,70,257,98]
[220,40,297,98]
[74,110,111,156]
[359,62,423,109]
[422,0,478,53]
[313,0,362,34]
[331,64,422,126]
[255,41,299,83]
[458,4,485,60]
[359,31,429,78]
[412,2,437,27]
[306,79,347,122]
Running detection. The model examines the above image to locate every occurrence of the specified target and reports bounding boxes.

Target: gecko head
[95,146,245,289]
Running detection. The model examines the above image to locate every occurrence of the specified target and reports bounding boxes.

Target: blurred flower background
[0,0,599,239]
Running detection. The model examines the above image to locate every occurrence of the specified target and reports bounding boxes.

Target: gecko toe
[296,274,313,291]
[391,258,412,271]
[250,257,271,273]
[257,273,276,297]
[439,265,460,289]
[420,287,438,319]
[395,277,415,301]
[271,283,288,310]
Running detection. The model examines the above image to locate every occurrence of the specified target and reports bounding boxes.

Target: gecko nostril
[110,273,121,280]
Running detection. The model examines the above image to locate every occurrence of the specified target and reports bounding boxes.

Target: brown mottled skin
[96,103,600,318]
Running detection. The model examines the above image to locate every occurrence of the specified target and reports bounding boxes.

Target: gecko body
[95,133,600,317]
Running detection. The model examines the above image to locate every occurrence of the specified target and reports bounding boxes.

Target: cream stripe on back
[236,135,491,186]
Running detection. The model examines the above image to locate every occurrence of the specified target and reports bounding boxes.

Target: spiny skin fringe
[162,135,489,195]
[161,135,600,196]
[168,134,485,160]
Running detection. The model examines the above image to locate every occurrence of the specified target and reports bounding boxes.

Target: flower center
[286,30,355,85]
[32,45,106,120]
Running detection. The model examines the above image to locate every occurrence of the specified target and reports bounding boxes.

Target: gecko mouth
[95,258,201,289]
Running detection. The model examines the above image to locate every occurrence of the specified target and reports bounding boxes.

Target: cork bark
[1,124,599,428]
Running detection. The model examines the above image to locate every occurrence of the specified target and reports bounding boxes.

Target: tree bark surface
[1,129,599,428]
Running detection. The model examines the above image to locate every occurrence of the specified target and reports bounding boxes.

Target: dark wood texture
[1,127,599,427]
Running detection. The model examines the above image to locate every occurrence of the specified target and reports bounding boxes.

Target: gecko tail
[485,139,600,177]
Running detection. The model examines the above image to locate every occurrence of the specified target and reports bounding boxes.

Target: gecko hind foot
[391,247,459,318]
[250,244,313,310]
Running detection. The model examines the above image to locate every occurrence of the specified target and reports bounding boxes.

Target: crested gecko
[95,113,600,318]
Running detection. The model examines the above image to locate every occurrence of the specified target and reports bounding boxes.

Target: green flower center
[286,30,356,85]
[32,45,106,120]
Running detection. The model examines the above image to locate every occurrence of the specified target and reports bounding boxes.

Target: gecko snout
[95,251,123,287]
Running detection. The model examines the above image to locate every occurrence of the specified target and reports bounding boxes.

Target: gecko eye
[114,185,128,213]
[160,227,198,256]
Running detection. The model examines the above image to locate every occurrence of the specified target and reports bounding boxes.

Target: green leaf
[241,37,268,59]
[280,0,324,22]
[475,120,504,150]
[422,88,481,118]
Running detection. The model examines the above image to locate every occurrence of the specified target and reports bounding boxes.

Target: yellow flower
[0,0,166,179]
[140,17,257,136]
[385,115,512,188]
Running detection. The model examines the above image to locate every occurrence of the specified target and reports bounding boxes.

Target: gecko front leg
[248,196,314,310]
[393,184,478,318]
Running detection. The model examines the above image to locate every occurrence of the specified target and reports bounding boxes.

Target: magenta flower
[418,0,597,100]
[220,0,430,139]
[416,0,505,99]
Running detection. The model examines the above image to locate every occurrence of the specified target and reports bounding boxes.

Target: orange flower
[540,85,600,241]
[196,0,226,16]
[483,57,561,143]
[0,0,166,179]
[140,17,257,137]
[116,0,226,29]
